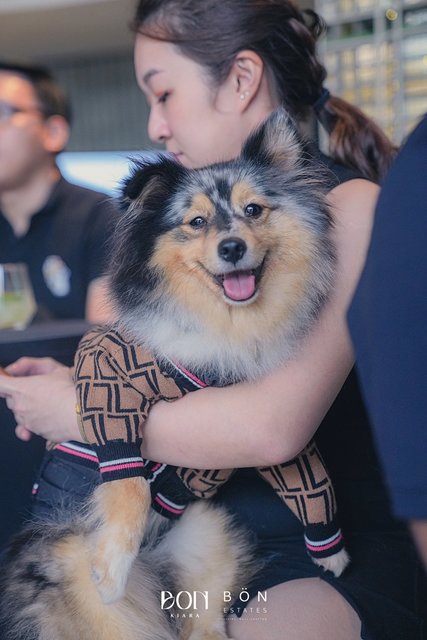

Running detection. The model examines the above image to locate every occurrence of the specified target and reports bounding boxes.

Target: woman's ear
[42,115,70,154]
[232,50,264,112]
[216,49,265,113]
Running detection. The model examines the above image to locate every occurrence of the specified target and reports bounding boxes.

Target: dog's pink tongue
[223,272,256,301]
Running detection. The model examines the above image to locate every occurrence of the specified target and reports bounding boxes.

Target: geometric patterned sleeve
[73,327,186,483]
[257,440,346,561]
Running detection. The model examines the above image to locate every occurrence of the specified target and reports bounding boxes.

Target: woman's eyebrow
[142,68,163,86]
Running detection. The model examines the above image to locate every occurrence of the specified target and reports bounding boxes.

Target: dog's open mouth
[214,259,265,302]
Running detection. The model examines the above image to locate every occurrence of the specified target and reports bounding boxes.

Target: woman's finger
[5,396,15,411]
[0,375,17,398]
[15,425,33,441]
[6,357,59,376]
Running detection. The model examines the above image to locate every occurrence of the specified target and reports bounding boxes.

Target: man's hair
[0,60,72,124]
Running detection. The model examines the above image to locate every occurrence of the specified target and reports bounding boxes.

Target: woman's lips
[170,152,183,163]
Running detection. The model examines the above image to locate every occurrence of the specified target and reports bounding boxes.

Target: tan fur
[1,503,254,640]
[151,208,320,347]
[183,193,216,226]
[230,181,273,216]
[88,477,151,603]
[160,502,252,640]
[50,536,141,640]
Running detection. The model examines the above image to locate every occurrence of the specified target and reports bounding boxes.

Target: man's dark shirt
[0,177,120,320]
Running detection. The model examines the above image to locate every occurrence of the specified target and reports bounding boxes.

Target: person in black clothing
[349,113,427,570]
[0,61,118,322]
[0,2,426,639]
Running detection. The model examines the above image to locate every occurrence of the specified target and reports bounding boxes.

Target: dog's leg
[257,440,350,577]
[176,467,235,499]
[87,476,151,604]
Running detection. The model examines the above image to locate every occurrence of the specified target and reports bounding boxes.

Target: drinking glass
[0,263,37,330]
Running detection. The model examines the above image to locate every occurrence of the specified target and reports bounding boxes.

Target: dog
[0,108,349,640]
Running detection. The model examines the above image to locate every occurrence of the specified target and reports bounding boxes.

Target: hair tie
[312,87,330,114]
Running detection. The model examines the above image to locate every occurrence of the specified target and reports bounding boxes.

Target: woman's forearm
[142,318,353,468]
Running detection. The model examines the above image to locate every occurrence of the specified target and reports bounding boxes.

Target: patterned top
[62,326,204,517]
[74,327,201,476]
[54,325,346,559]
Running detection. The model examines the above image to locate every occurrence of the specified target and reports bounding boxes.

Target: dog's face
[111,109,335,378]
[153,181,271,306]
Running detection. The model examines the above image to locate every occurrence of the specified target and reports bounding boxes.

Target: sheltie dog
[0,109,349,640]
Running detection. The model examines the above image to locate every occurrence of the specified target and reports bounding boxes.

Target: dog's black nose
[218,238,247,264]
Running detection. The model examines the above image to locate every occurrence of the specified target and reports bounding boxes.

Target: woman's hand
[0,357,81,443]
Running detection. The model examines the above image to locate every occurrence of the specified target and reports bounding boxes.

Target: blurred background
[1,0,426,192]
[317,0,427,142]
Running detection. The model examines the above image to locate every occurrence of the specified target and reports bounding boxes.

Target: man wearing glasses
[0,62,118,323]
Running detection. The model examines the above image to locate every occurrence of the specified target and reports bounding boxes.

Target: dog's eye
[245,203,263,218]
[189,216,207,228]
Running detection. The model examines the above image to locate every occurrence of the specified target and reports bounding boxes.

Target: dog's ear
[241,108,307,172]
[121,157,186,208]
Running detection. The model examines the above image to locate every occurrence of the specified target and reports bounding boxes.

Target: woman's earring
[240,91,250,100]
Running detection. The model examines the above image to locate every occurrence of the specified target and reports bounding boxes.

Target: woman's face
[134,33,255,169]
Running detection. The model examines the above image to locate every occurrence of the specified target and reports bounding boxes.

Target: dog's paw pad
[90,545,135,604]
[91,565,126,604]
[91,567,103,585]
[90,551,123,603]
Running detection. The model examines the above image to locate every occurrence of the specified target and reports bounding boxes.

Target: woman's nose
[147,108,170,144]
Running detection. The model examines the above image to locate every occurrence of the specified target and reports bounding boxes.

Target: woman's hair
[132,0,395,183]
[0,61,72,124]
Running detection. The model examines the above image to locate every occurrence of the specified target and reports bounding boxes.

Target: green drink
[0,264,36,330]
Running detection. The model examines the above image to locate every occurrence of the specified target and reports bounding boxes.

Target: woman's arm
[0,180,377,466]
[141,179,378,468]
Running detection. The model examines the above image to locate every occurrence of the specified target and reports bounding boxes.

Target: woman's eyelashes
[157,91,170,104]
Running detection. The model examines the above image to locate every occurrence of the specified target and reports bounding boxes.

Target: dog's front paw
[87,477,152,603]
[312,548,350,577]
[90,538,136,604]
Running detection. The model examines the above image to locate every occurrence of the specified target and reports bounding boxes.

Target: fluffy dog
[0,109,349,640]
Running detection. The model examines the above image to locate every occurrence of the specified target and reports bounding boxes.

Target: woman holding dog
[1,1,426,639]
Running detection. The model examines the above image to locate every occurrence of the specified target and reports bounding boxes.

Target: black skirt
[216,468,426,640]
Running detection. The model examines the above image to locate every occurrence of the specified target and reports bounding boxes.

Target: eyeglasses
[0,99,42,123]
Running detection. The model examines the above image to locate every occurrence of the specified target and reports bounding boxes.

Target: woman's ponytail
[315,92,397,183]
